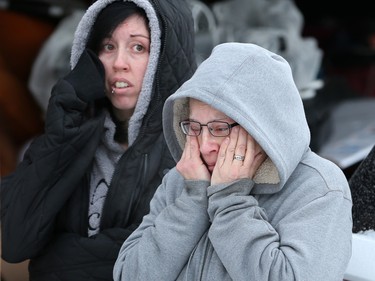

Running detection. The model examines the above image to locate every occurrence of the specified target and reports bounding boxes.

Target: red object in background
[336,66,375,98]
[0,10,56,176]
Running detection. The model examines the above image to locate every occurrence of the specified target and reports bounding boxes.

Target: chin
[111,105,135,120]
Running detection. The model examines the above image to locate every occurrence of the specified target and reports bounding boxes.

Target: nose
[199,127,220,156]
[113,49,129,71]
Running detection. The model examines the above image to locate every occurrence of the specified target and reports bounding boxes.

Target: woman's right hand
[176,135,211,181]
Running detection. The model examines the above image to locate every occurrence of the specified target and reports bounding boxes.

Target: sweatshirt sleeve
[207,178,352,281]
[1,49,106,262]
[113,170,210,281]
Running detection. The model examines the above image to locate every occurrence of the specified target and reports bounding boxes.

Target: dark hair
[86,1,149,54]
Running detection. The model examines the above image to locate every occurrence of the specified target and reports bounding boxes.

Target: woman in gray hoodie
[114,42,352,281]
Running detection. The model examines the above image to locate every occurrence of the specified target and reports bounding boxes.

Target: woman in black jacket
[1,0,196,280]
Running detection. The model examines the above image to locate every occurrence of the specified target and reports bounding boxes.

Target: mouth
[111,80,131,95]
[111,78,131,91]
[114,81,129,88]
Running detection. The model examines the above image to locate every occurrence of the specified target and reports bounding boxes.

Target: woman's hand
[211,126,266,185]
[176,135,211,181]
[63,49,106,103]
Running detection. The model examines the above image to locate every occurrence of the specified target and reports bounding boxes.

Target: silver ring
[233,155,245,161]
[111,89,116,95]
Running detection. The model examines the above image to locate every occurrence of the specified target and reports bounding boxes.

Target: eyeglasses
[179,120,239,137]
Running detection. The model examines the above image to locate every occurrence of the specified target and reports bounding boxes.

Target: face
[189,99,237,173]
[98,14,150,121]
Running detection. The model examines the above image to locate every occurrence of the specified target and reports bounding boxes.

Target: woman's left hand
[211,126,267,185]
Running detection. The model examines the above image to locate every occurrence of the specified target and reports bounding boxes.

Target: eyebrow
[130,34,150,40]
[188,117,231,122]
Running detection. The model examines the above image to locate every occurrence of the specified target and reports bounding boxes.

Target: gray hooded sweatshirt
[113,43,352,281]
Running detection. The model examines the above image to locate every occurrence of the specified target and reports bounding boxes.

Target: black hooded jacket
[1,0,196,280]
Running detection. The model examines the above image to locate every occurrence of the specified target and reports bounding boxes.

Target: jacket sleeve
[349,144,375,233]
[1,49,106,263]
[26,228,136,280]
[113,171,210,281]
[207,178,353,281]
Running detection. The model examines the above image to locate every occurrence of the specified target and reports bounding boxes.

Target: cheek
[98,53,106,65]
[137,58,149,80]
[98,55,111,73]
[98,56,111,89]
[217,139,225,149]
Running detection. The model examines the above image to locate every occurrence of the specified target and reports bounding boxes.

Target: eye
[190,123,201,132]
[133,44,145,53]
[102,43,115,52]
[211,124,228,132]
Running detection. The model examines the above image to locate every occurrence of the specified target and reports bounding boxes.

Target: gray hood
[71,0,196,145]
[163,42,311,191]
